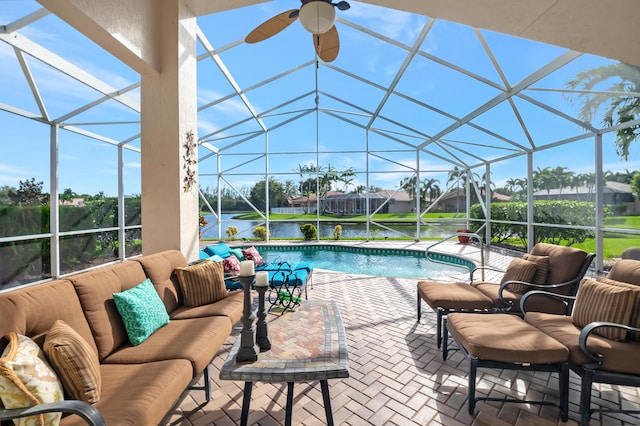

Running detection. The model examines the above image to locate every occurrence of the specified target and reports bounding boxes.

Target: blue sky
[1,0,638,199]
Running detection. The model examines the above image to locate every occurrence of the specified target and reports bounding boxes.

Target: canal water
[201,213,463,240]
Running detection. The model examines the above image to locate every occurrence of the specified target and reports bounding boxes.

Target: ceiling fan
[245,0,351,62]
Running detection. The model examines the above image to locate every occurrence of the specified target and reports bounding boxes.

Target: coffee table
[219,300,349,426]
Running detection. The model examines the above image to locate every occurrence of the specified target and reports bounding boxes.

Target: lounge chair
[523,257,640,424]
[417,242,594,348]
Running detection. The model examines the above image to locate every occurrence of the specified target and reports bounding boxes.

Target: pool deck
[171,241,637,425]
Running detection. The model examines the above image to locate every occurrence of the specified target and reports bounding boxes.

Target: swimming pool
[251,245,474,279]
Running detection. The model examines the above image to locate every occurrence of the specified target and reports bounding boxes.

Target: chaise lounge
[417,243,594,349]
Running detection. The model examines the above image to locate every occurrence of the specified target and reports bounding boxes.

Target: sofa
[0,249,244,426]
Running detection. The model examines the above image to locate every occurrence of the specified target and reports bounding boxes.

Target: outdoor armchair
[417,242,594,348]
[522,257,640,425]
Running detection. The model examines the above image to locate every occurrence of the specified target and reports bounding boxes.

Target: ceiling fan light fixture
[299,1,336,35]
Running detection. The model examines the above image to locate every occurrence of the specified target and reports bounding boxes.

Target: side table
[219,300,349,426]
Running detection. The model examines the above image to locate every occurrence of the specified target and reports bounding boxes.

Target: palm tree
[420,178,441,209]
[533,167,558,199]
[566,62,640,160]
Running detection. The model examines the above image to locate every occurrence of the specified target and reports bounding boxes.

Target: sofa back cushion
[530,243,587,286]
[69,261,148,360]
[0,279,97,356]
[134,250,188,313]
[608,259,640,286]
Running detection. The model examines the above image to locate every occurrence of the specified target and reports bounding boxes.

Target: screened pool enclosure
[1,0,639,288]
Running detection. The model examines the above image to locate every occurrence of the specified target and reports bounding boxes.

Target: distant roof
[532,181,632,196]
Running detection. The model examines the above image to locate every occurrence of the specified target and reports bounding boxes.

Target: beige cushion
[526,312,640,374]
[0,333,64,426]
[174,260,227,307]
[529,243,587,287]
[572,279,635,341]
[596,276,640,341]
[447,313,569,364]
[608,259,640,286]
[500,258,537,294]
[44,320,102,403]
[522,253,550,285]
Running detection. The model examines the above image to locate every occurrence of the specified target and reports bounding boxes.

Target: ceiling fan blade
[314,25,339,62]
[245,9,299,43]
[334,1,350,11]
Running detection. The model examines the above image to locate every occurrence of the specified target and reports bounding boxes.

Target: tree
[60,188,77,203]
[338,167,356,192]
[0,185,12,206]
[8,178,47,206]
[249,178,286,212]
[566,62,640,160]
[400,175,418,200]
[631,171,640,199]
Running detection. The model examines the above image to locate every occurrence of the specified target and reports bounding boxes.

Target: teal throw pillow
[204,243,231,258]
[113,278,169,346]
[229,248,245,261]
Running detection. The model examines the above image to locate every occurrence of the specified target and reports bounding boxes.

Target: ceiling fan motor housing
[299,1,336,34]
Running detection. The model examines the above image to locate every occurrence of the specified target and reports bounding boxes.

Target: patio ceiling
[1,0,637,190]
[190,0,640,68]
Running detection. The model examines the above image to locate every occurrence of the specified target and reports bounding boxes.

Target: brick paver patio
[168,242,639,425]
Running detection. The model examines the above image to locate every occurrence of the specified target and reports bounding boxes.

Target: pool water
[253,245,473,279]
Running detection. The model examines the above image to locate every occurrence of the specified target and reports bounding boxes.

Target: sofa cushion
[174,260,227,307]
[522,253,550,285]
[59,360,193,426]
[204,243,231,258]
[242,246,265,267]
[525,312,640,375]
[500,258,537,294]
[529,243,587,287]
[0,333,64,426]
[0,279,97,355]
[70,261,148,360]
[102,316,232,376]
[572,278,634,341]
[170,291,245,324]
[113,278,170,346]
[134,250,188,315]
[44,320,102,404]
[597,276,640,341]
[608,258,640,285]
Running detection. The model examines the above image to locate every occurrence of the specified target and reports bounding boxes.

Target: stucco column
[141,2,199,260]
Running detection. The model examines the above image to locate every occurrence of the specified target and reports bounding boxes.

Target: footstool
[445,313,570,420]
[417,281,494,347]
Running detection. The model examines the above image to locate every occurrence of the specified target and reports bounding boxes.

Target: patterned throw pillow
[223,254,241,276]
[573,278,634,341]
[500,258,538,294]
[0,333,65,426]
[242,246,265,267]
[113,278,170,346]
[522,253,550,285]
[174,260,227,307]
[44,320,102,403]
